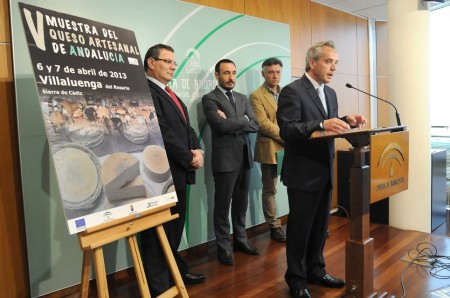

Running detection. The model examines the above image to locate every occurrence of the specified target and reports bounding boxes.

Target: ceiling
[311,0,450,21]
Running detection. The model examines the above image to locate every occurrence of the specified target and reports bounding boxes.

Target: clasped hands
[190,149,204,169]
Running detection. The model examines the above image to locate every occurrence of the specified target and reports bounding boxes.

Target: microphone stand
[346,83,401,126]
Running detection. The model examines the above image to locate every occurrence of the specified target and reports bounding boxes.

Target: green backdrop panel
[11,0,290,296]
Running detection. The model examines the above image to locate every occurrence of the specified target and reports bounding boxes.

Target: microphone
[345,83,401,126]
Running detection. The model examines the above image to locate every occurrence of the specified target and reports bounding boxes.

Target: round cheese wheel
[52,143,101,209]
[142,145,170,183]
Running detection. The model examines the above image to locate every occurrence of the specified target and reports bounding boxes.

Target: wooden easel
[78,202,189,298]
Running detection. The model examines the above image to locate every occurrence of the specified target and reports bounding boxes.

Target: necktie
[317,85,328,115]
[225,90,236,111]
[165,85,186,122]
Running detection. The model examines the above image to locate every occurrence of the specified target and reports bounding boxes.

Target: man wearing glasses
[141,43,205,296]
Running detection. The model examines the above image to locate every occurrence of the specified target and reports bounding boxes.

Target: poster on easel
[19,2,177,234]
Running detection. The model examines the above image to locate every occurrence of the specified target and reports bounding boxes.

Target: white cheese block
[102,152,145,201]
[106,175,146,202]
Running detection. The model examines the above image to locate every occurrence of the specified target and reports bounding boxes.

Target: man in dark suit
[141,44,205,296]
[202,59,259,266]
[276,41,366,298]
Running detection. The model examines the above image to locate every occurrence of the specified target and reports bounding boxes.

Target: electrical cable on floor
[336,205,350,218]
[400,242,450,298]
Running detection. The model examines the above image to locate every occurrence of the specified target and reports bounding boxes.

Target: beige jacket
[249,84,284,164]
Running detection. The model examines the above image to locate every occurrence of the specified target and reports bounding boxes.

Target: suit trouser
[260,163,281,229]
[284,185,332,290]
[141,186,188,296]
[213,162,250,251]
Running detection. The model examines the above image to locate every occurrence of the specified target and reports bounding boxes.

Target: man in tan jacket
[250,58,286,242]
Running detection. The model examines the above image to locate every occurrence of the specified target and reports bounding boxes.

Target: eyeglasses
[152,57,178,67]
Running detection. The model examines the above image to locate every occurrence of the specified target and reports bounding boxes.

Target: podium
[312,126,409,298]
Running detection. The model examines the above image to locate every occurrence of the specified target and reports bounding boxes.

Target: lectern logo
[371,131,408,202]
[377,142,405,177]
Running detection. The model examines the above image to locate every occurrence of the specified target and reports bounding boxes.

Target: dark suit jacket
[276,74,345,192]
[202,87,258,173]
[147,79,201,190]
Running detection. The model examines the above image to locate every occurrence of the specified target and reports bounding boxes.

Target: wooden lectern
[312,126,408,298]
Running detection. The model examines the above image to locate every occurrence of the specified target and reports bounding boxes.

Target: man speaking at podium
[276,40,366,298]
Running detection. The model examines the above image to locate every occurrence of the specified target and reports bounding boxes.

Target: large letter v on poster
[23,7,46,50]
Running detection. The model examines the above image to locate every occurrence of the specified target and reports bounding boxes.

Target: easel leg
[127,235,150,298]
[80,250,92,298]
[155,225,189,298]
[93,247,109,298]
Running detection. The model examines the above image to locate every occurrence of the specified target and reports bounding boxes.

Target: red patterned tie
[165,85,186,122]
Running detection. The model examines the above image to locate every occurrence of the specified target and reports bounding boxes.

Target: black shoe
[218,248,234,265]
[270,227,287,242]
[307,273,345,288]
[289,288,311,298]
[233,241,259,255]
[182,272,206,285]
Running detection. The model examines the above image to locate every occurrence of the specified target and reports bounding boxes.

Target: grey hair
[305,40,335,72]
